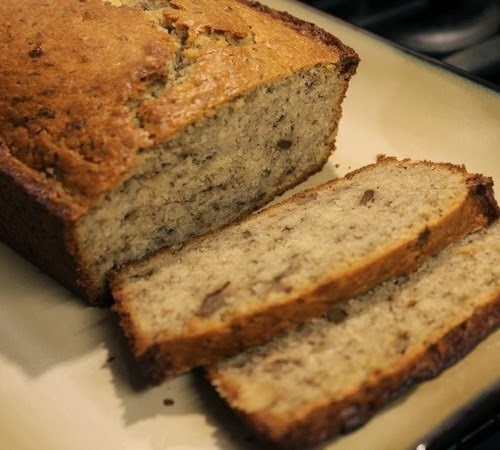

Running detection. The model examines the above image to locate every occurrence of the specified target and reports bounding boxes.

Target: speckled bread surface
[0,0,358,304]
[207,221,500,450]
[110,157,499,383]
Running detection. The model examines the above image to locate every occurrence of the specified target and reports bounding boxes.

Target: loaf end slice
[207,222,500,450]
[110,157,499,383]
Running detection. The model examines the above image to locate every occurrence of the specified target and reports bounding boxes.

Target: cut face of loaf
[0,0,358,304]
[76,63,349,302]
[207,222,500,450]
[110,157,499,383]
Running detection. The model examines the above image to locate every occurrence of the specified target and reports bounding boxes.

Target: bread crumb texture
[114,160,482,334]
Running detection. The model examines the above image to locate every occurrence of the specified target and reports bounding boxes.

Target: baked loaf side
[0,0,358,303]
[207,222,500,450]
[110,157,499,383]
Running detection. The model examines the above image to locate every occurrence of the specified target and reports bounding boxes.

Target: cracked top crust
[0,0,358,220]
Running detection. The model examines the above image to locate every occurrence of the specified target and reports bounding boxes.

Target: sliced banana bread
[0,0,358,304]
[207,222,500,450]
[110,157,499,383]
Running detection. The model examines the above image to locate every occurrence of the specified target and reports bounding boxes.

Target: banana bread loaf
[207,221,500,450]
[110,157,499,383]
[0,0,358,304]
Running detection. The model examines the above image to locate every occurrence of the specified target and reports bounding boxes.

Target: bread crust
[111,158,500,383]
[212,294,500,449]
[237,0,359,77]
[0,139,94,298]
[0,0,358,212]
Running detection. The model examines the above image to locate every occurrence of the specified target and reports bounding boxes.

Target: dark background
[302,0,500,88]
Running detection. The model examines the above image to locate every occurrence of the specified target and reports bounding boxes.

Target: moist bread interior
[78,64,345,296]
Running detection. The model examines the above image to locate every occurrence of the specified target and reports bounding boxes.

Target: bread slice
[207,222,500,450]
[0,0,358,304]
[110,157,499,383]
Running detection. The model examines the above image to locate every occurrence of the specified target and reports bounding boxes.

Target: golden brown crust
[0,0,358,215]
[111,159,499,383]
[0,0,165,214]
[225,294,500,449]
[236,0,359,77]
[0,138,89,298]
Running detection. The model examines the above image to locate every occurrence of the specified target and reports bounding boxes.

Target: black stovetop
[303,0,500,89]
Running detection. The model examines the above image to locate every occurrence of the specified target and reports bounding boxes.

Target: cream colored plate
[1,1,499,449]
